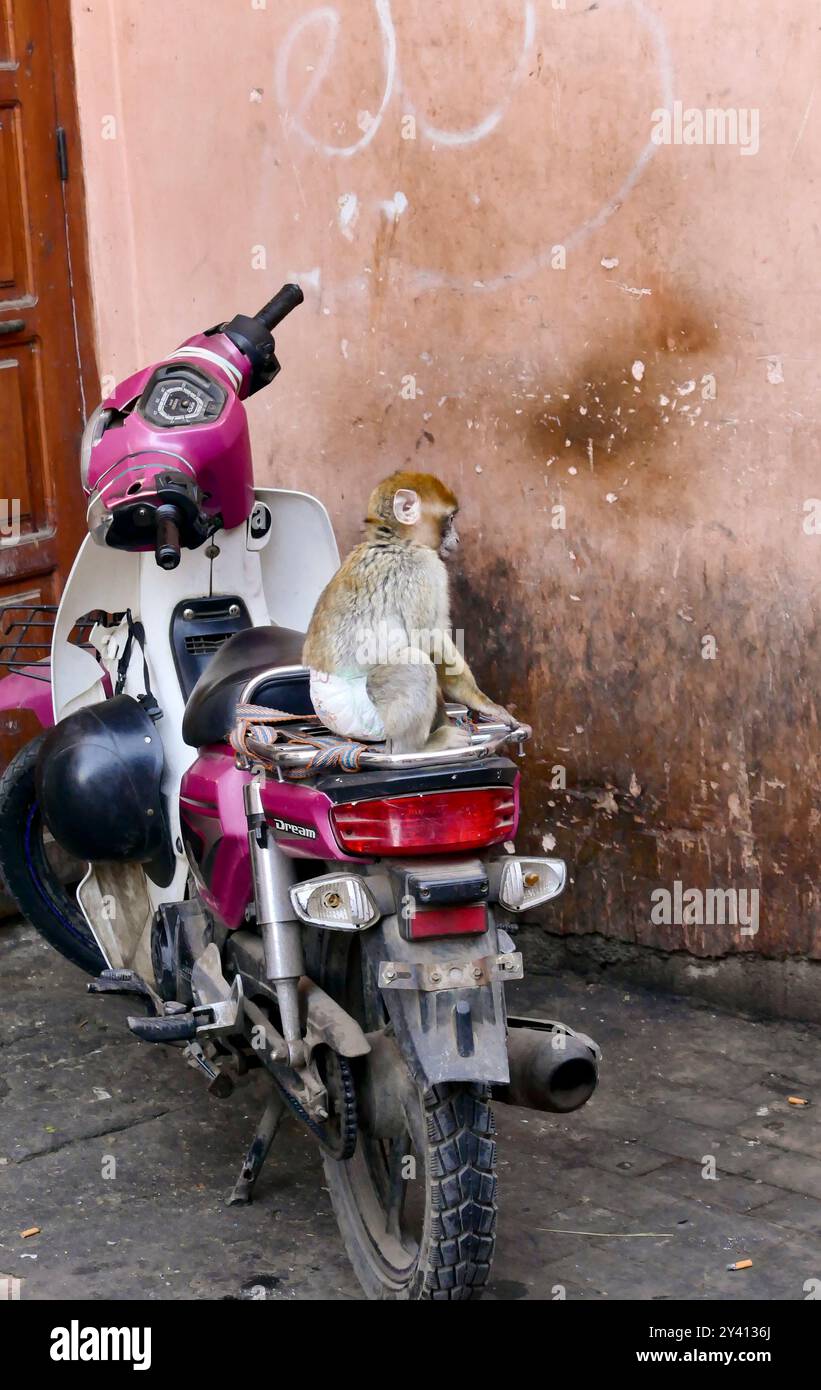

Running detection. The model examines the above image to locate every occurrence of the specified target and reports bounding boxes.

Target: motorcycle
[0,283,600,1300]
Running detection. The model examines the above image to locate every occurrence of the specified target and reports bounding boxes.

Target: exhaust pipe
[494,1019,600,1114]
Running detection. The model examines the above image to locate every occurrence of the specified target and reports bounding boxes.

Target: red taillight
[407,904,488,939]
[330,787,517,855]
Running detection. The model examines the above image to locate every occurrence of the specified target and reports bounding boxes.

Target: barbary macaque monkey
[303,471,517,753]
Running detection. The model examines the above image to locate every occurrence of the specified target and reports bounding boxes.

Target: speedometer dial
[140,365,226,429]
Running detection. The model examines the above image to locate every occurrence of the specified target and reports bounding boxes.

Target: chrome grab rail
[242,716,530,771]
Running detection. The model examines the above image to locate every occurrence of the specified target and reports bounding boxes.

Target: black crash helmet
[35,693,174,887]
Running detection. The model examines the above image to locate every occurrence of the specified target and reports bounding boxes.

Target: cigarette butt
[726,1259,753,1271]
[20,1227,40,1239]
[787,1096,809,1106]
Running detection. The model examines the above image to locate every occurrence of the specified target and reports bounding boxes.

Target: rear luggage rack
[0,605,105,679]
[234,705,530,775]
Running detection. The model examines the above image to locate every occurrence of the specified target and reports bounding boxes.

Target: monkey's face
[439,510,460,559]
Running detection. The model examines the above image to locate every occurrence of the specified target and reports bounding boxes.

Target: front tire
[313,930,498,1300]
[0,734,104,975]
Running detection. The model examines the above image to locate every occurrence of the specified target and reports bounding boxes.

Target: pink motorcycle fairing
[0,663,114,733]
[84,331,256,534]
[179,745,358,930]
[0,666,55,730]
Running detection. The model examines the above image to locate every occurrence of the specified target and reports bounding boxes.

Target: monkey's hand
[472,698,521,730]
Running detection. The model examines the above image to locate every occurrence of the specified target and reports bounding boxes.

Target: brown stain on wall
[526,286,718,485]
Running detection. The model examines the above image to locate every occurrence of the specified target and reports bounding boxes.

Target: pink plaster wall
[69,1,821,965]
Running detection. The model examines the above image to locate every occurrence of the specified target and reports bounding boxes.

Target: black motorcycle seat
[181,624,314,748]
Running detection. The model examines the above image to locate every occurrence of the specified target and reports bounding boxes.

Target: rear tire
[0,734,104,975]
[313,930,498,1300]
[324,1079,497,1300]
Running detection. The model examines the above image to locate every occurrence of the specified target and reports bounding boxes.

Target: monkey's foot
[423,725,472,752]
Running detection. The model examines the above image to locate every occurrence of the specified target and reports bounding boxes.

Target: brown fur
[303,472,515,752]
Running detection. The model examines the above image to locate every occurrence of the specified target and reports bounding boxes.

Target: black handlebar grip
[155,504,182,571]
[255,283,304,331]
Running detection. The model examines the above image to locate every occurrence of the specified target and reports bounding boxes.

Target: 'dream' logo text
[271,817,317,840]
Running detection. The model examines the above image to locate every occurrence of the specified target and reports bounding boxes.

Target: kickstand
[226,1088,287,1207]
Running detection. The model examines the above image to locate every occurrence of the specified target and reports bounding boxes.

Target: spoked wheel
[0,734,104,975]
[313,930,498,1301]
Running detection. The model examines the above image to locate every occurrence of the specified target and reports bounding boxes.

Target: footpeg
[127,1012,197,1042]
[94,951,245,1048]
[127,978,245,1045]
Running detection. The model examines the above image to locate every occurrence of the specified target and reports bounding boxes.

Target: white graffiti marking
[380,190,408,220]
[275,0,397,158]
[403,2,537,148]
[276,0,674,293]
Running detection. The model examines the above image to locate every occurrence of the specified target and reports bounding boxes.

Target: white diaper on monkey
[309,669,387,742]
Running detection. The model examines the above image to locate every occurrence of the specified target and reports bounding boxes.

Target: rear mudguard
[0,666,54,730]
[362,914,514,1088]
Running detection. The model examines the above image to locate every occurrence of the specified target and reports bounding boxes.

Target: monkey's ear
[393,489,421,525]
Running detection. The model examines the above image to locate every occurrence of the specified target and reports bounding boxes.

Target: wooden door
[0,0,94,756]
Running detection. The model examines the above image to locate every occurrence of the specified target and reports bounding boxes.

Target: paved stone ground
[1,920,820,1301]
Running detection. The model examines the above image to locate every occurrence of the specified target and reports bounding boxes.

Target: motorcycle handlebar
[155,504,182,571]
[254,283,304,332]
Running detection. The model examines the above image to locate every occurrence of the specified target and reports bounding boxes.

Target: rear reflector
[407,904,488,940]
[330,787,517,856]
